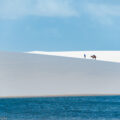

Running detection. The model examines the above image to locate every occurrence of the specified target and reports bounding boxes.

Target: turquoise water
[0,96,120,120]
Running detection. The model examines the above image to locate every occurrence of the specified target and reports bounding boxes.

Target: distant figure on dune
[91,55,96,60]
[84,54,86,59]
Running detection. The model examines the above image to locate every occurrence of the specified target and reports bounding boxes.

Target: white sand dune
[28,51,120,63]
[0,51,120,98]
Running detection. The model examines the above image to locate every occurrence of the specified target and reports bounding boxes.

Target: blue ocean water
[0,96,120,120]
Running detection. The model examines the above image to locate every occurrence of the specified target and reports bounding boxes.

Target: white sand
[28,51,120,63]
[0,51,120,97]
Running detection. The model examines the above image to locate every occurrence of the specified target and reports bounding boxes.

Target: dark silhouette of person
[84,54,86,58]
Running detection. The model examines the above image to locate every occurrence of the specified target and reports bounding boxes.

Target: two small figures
[84,54,96,60]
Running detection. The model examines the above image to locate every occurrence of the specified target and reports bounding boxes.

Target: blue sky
[0,0,120,52]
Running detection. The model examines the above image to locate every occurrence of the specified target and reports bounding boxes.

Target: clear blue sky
[0,0,120,52]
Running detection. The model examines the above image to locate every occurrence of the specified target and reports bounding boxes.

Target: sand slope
[28,51,120,63]
[0,52,120,97]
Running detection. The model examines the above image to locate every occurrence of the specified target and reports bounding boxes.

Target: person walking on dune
[84,54,86,59]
